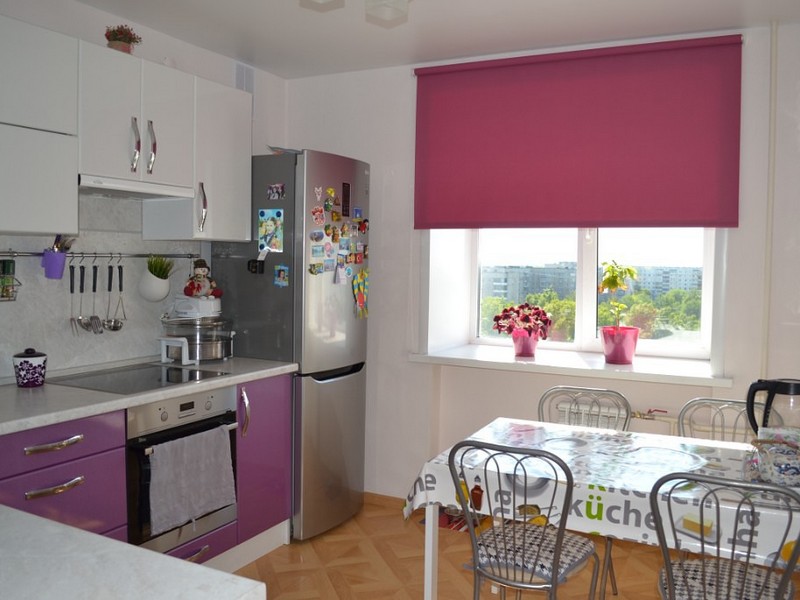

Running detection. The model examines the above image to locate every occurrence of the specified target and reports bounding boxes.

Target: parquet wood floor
[235,493,668,599]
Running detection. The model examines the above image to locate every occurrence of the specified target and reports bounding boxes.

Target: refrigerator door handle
[303,362,365,383]
[240,386,251,437]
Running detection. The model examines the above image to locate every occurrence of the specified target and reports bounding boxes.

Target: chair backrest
[448,440,578,595]
[677,397,781,442]
[650,471,800,600]
[538,385,632,430]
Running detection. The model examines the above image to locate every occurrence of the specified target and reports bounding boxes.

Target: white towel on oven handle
[149,425,236,537]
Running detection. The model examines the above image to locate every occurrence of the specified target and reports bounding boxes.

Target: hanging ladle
[103,264,123,331]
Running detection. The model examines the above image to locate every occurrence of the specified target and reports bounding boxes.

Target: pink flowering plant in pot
[493,303,551,357]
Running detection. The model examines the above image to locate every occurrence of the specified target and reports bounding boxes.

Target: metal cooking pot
[160,316,235,362]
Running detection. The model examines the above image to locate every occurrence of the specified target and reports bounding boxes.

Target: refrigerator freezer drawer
[292,364,366,540]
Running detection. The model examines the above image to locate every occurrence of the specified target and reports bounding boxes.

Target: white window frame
[470,227,716,360]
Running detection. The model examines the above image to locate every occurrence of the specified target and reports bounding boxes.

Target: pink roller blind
[414,36,742,229]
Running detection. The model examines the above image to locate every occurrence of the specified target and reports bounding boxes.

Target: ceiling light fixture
[365,0,410,26]
[299,0,343,12]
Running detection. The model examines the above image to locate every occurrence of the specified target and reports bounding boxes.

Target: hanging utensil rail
[0,251,199,260]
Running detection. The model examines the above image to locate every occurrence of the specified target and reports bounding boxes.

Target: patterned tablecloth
[404,417,791,551]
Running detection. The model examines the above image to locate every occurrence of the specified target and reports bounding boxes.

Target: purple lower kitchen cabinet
[0,447,126,535]
[236,375,292,544]
[0,411,127,537]
[167,522,238,564]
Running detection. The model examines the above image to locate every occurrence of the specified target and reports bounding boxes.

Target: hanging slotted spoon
[68,264,79,335]
[77,265,93,332]
[89,264,104,333]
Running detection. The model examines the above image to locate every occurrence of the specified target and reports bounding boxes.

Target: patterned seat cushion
[658,559,795,600]
[476,522,595,583]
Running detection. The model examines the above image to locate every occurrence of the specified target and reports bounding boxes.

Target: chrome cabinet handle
[183,544,210,563]
[24,434,84,456]
[240,386,251,437]
[131,116,141,173]
[198,182,208,232]
[25,475,85,500]
[147,120,157,174]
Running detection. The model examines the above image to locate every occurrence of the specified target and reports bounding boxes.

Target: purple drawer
[104,524,128,542]
[0,447,126,534]
[0,411,125,480]
[167,522,238,563]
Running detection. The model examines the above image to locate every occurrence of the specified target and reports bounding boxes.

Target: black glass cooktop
[49,363,229,395]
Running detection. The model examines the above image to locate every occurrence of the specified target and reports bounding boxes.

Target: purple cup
[41,249,66,279]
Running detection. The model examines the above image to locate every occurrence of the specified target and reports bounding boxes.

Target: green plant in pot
[597,260,639,364]
[146,255,174,280]
[139,255,174,302]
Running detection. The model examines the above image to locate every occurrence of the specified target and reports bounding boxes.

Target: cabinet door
[79,42,142,181]
[0,15,77,135]
[0,123,78,235]
[194,77,252,241]
[141,61,194,187]
[237,375,292,543]
[0,448,126,535]
[141,77,251,241]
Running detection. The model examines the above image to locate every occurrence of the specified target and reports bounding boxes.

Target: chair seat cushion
[476,522,595,582]
[659,559,795,600]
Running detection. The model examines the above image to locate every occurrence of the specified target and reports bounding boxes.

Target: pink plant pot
[600,326,639,364]
[512,330,539,357]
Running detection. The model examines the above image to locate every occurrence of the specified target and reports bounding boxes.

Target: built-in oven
[126,386,238,557]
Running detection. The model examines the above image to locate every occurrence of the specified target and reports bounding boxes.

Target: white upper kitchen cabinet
[0,15,78,235]
[143,77,252,241]
[79,42,194,190]
[0,15,77,135]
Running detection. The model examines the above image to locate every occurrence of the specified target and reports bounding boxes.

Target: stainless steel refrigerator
[211,150,370,540]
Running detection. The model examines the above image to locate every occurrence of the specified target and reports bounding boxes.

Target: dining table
[403,417,795,600]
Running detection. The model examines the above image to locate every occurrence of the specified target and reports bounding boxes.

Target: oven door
[127,411,237,553]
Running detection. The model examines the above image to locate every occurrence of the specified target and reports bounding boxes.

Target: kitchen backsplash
[0,195,200,382]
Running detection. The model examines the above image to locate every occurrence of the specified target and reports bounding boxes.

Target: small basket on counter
[752,437,800,487]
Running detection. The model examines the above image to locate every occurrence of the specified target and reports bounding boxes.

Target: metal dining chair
[537,385,631,598]
[677,397,780,442]
[449,440,599,599]
[538,385,632,431]
[650,471,800,600]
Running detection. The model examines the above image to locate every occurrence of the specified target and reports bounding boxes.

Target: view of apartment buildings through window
[477,228,707,351]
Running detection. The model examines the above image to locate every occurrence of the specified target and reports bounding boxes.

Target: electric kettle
[746,378,800,432]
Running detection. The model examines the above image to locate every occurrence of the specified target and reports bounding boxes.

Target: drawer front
[0,411,125,480]
[166,522,237,564]
[0,448,126,534]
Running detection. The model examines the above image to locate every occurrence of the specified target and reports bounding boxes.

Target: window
[477,228,713,359]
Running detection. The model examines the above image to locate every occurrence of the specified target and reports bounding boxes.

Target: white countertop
[0,357,298,435]
[0,505,266,599]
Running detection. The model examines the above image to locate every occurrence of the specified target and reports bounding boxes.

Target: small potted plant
[492,303,551,357]
[138,255,174,302]
[597,260,639,364]
[105,24,142,54]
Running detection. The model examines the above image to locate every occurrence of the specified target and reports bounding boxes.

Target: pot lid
[14,347,46,358]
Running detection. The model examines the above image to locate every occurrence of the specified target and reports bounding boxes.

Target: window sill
[409,344,732,387]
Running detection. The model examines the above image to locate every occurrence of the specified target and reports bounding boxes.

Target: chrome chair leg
[599,537,618,599]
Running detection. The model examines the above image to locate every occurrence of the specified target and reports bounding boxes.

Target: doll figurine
[184,259,223,298]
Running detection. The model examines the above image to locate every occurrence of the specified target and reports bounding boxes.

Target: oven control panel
[126,386,237,439]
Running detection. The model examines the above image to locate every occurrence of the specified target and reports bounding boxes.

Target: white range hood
[78,173,194,199]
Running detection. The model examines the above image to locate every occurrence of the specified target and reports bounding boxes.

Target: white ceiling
[76,0,800,79]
